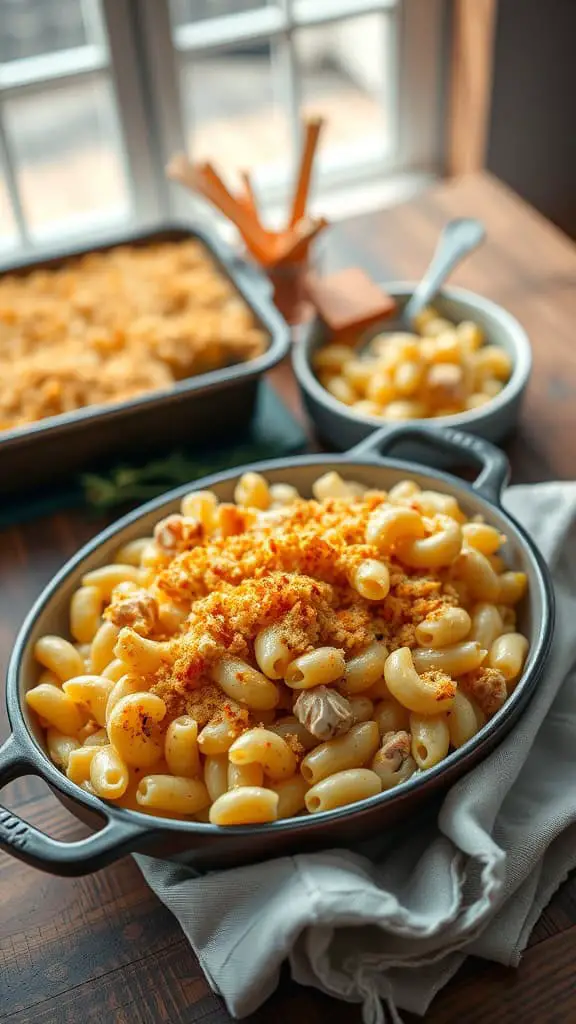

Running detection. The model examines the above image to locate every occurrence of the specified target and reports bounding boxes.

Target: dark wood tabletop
[2,172,576,1024]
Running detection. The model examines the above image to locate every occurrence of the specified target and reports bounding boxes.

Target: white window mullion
[396,0,446,173]
[0,47,107,98]
[0,108,30,248]
[294,0,396,28]
[80,0,109,51]
[383,3,400,170]
[174,8,286,55]
[276,37,302,164]
[275,0,301,171]
[138,0,188,220]
[101,0,165,223]
[172,0,397,53]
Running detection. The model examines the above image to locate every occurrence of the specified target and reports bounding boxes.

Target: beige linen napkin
[136,482,576,1023]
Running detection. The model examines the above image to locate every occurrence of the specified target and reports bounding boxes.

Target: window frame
[0,0,163,256]
[0,0,446,258]
[139,0,446,222]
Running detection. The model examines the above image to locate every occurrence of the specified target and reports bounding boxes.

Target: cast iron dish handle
[349,423,510,505]
[0,733,146,876]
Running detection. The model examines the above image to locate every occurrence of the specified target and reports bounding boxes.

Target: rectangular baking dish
[0,223,290,496]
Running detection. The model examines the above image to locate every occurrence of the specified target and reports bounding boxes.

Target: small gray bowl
[293,283,532,464]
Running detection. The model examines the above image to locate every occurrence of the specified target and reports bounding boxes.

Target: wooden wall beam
[447,0,498,176]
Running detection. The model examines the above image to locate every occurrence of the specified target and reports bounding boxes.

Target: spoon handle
[404,218,486,327]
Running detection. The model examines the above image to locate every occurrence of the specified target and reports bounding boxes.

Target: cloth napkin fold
[136,482,576,1023]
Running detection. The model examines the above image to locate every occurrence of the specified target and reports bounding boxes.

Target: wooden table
[1,172,576,1023]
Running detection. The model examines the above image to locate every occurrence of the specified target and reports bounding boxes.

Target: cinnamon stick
[167,155,273,264]
[239,170,259,220]
[288,117,324,229]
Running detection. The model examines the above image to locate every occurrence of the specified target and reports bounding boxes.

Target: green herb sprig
[81,442,285,510]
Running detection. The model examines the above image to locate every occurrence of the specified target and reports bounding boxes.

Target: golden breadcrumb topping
[105,494,460,709]
[0,239,266,432]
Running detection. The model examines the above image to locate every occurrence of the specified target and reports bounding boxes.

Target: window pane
[181,42,291,196]
[295,14,392,178]
[4,78,130,239]
[170,0,268,28]
[0,0,103,62]
[0,175,18,252]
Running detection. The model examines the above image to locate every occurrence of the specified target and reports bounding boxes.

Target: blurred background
[0,0,574,256]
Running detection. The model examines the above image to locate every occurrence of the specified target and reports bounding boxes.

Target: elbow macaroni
[30,473,530,824]
[414,607,471,648]
[284,648,346,690]
[90,745,130,800]
[34,636,85,682]
[341,641,388,694]
[228,728,297,781]
[62,675,115,728]
[374,698,410,736]
[114,628,169,675]
[411,642,487,677]
[348,695,375,723]
[114,537,152,567]
[312,311,513,421]
[395,516,462,569]
[497,571,528,605]
[105,675,142,721]
[90,621,121,675]
[198,717,243,755]
[82,564,143,600]
[447,690,480,748]
[254,624,293,679]
[165,716,200,778]
[384,647,456,715]
[409,713,450,770]
[26,683,85,735]
[305,769,381,813]
[70,586,103,644]
[102,658,128,683]
[300,722,380,785]
[66,745,99,786]
[451,548,500,602]
[270,774,308,818]
[212,656,280,710]
[469,602,503,649]
[107,692,166,768]
[204,754,229,802]
[366,505,425,552]
[137,775,210,816]
[350,559,390,601]
[209,787,279,825]
[233,472,270,510]
[46,728,80,770]
[488,633,529,684]
[228,762,264,789]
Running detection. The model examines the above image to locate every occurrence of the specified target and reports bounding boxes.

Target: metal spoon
[362,217,486,349]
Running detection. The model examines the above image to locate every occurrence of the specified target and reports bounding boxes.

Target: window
[0,0,445,258]
[0,0,159,255]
